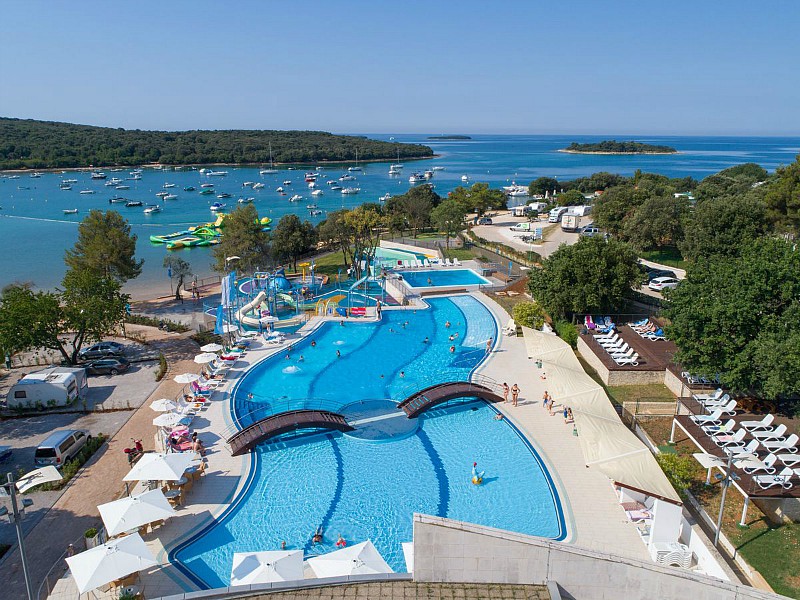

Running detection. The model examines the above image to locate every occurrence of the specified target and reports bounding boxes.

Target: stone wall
[412,515,789,600]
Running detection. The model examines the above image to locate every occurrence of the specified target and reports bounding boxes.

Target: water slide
[349,275,370,291]
[277,293,296,308]
[235,291,272,327]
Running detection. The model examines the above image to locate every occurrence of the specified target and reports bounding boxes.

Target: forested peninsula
[560,140,678,155]
[0,117,434,169]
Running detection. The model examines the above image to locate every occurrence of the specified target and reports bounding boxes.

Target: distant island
[559,140,678,155]
[0,117,434,170]
[427,135,472,140]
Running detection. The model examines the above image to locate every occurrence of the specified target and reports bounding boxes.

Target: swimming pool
[171,296,565,587]
[397,268,490,289]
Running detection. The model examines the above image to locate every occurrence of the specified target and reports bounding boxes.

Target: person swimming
[312,527,323,544]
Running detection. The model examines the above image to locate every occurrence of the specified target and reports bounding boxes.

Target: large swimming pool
[171,296,565,588]
[397,268,490,289]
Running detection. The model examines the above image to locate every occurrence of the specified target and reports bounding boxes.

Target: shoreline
[0,154,439,175]
[557,149,679,155]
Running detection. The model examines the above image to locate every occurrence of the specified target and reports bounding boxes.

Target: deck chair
[446,258,454,267]
[752,424,788,441]
[615,353,639,366]
[608,344,632,358]
[713,428,747,449]
[775,453,800,467]
[691,409,723,426]
[403,260,411,269]
[708,399,737,416]
[701,393,731,408]
[453,258,462,266]
[423,259,431,268]
[740,414,775,432]
[731,439,760,457]
[598,334,621,347]
[763,434,799,453]
[693,388,723,403]
[754,467,794,491]
[593,329,616,340]
[702,419,736,436]
[743,453,778,475]
[502,320,517,336]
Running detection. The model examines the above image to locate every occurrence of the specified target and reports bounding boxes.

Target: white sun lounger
[502,319,517,336]
[701,393,732,409]
[754,468,794,490]
[453,258,462,266]
[691,409,723,426]
[714,428,747,449]
[702,419,736,436]
[740,414,775,433]
[762,434,800,453]
[752,424,787,441]
[693,388,724,403]
[705,399,736,416]
[775,453,800,467]
[403,260,411,269]
[743,453,777,475]
[615,353,639,366]
[423,259,431,268]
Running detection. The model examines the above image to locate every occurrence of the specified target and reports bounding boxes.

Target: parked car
[85,357,131,376]
[35,430,90,467]
[580,226,603,238]
[476,217,493,225]
[648,276,680,292]
[646,268,677,281]
[78,341,125,360]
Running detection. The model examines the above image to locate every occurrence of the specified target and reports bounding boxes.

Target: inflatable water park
[150,214,272,250]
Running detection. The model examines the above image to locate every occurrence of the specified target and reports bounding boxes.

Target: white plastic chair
[691,409,723,426]
[740,414,775,432]
[763,434,799,453]
[615,353,639,366]
[453,258,462,266]
[754,467,794,490]
[752,423,788,441]
[693,388,723,402]
[743,453,777,475]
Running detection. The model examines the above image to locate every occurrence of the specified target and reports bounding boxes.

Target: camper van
[7,367,88,409]
[548,207,569,223]
[35,430,90,467]
[510,202,548,217]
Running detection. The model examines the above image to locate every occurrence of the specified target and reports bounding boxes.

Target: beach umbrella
[66,533,157,594]
[174,373,201,384]
[123,452,195,482]
[200,343,224,352]
[150,399,177,412]
[194,353,218,364]
[98,489,176,536]
[230,550,303,585]
[401,542,414,573]
[307,541,393,578]
[152,413,182,428]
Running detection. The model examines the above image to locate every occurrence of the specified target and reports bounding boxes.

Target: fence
[37,526,107,600]
[459,232,539,272]
[621,399,679,426]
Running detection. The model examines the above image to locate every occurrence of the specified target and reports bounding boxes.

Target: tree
[271,214,317,270]
[317,210,355,271]
[664,238,800,399]
[764,155,800,236]
[512,302,547,329]
[64,210,143,283]
[623,194,690,251]
[695,163,769,201]
[528,237,643,319]
[430,198,467,247]
[529,177,559,197]
[0,271,128,365]
[343,206,384,279]
[679,193,768,262]
[395,185,440,237]
[591,185,640,238]
[448,183,507,216]
[556,189,585,207]
[212,205,271,274]
[163,255,192,301]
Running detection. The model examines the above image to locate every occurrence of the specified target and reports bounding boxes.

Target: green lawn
[309,251,347,276]
[441,247,474,261]
[639,247,689,269]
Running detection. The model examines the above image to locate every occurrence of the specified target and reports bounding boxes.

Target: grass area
[639,247,688,269]
[310,251,347,276]
[441,247,474,261]
[607,383,676,405]
[190,330,224,347]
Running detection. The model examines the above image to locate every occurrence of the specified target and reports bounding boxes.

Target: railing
[36,526,106,600]
[195,274,222,290]
[621,399,680,427]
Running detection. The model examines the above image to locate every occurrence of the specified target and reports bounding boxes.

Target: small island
[427,135,472,140]
[559,140,677,155]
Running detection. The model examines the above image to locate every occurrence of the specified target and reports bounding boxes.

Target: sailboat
[348,148,362,171]
[260,142,279,174]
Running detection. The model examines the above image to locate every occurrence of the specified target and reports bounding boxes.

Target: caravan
[7,367,88,409]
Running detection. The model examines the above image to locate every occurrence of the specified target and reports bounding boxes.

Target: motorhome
[7,367,88,409]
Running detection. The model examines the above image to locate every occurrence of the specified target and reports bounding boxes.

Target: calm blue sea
[1,134,798,295]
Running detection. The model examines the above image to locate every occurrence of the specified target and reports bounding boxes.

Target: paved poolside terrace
[39,279,744,599]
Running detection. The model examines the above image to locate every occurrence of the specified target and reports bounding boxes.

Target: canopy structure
[98,489,176,536]
[230,550,304,585]
[522,327,681,504]
[194,353,218,364]
[66,533,157,594]
[307,541,393,578]
[153,413,182,428]
[14,466,63,494]
[123,452,196,482]
[200,343,224,353]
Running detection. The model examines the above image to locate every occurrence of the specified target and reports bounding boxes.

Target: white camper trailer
[7,367,88,409]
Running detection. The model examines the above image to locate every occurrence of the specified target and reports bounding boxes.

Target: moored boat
[63,208,78,214]
[125,200,143,207]
[143,205,161,214]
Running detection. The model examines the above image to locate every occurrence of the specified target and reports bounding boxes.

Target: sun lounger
[752,424,788,441]
[763,434,800,453]
[740,414,775,432]
[702,419,736,436]
[593,330,616,341]
[625,509,652,522]
[754,467,794,490]
[743,453,777,475]
[614,353,639,366]
[403,260,411,269]
[502,320,517,336]
[775,453,800,467]
[423,259,431,268]
[608,345,632,358]
[732,439,760,456]
[713,428,747,449]
[598,334,621,347]
[453,258,462,266]
[693,388,723,403]
[691,409,723,426]
[700,393,731,409]
[704,399,736,416]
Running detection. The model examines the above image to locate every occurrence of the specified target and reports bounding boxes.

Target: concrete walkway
[471,292,650,560]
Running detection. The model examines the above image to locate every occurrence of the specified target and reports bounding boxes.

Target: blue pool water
[171,296,565,588]
[398,269,489,289]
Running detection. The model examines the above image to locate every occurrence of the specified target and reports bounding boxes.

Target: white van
[509,222,532,232]
[34,429,90,467]
[548,207,569,223]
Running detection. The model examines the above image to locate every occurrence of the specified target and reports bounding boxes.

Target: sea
[1,134,798,297]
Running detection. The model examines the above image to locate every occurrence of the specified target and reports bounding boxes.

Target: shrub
[191,330,224,347]
[554,320,578,348]
[655,453,695,499]
[124,313,190,333]
[155,352,167,381]
[512,301,547,329]
[84,527,98,539]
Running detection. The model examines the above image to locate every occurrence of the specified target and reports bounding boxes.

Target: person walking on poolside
[486,337,493,354]
[376,299,382,318]
[542,391,550,408]
[511,383,520,407]
[502,382,510,403]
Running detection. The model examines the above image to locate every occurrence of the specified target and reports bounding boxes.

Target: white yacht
[283,180,292,185]
[163,183,176,188]
[143,205,162,215]
[432,166,445,171]
[379,193,391,202]
[289,194,303,202]
[252,182,265,190]
[206,170,228,177]
[409,173,424,184]
[339,174,356,181]
[276,186,284,193]
[461,175,470,182]
[260,143,279,174]
[91,172,107,179]
[163,194,178,200]
[341,187,360,195]
[201,183,215,188]
[424,170,434,179]
[311,189,323,196]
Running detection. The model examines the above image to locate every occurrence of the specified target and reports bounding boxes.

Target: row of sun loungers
[628,319,666,341]
[399,258,463,269]
[592,330,640,366]
[687,399,800,490]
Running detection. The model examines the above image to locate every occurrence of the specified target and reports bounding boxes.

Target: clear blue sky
[2,0,798,135]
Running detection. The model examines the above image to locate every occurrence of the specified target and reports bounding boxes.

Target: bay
[0,134,798,296]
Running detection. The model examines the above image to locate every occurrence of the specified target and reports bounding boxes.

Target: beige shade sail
[524,327,681,504]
